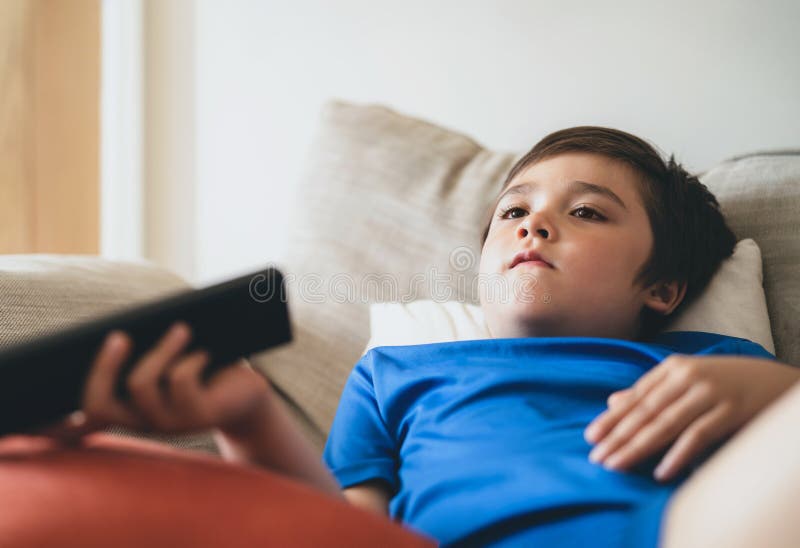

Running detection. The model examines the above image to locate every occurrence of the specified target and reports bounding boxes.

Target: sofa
[0,100,798,545]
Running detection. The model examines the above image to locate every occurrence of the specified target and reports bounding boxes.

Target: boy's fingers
[129,322,191,388]
[589,377,688,463]
[168,357,266,430]
[167,351,212,425]
[83,331,143,428]
[607,389,632,407]
[585,366,670,443]
[600,384,716,471]
[586,396,638,443]
[628,362,670,401]
[126,322,192,429]
[654,402,735,482]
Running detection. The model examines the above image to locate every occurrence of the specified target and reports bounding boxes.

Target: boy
[68,127,799,546]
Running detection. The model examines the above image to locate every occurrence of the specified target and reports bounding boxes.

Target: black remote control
[0,267,291,435]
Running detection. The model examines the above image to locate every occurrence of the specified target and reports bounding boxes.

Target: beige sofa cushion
[700,152,800,369]
[0,255,218,453]
[251,101,799,451]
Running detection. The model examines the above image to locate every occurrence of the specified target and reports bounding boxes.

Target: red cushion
[0,433,436,547]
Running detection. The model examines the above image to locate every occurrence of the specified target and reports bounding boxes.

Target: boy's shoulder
[649,330,775,359]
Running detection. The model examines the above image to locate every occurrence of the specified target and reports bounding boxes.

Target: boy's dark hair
[479,126,737,341]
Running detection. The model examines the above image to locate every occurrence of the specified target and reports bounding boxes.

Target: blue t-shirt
[322,331,776,547]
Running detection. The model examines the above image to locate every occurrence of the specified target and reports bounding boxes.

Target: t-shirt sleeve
[322,350,399,492]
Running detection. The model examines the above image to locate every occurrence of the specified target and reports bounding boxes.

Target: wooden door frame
[0,0,100,254]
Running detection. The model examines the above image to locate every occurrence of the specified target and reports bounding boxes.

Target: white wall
[139,0,800,285]
[100,0,143,262]
[144,0,197,280]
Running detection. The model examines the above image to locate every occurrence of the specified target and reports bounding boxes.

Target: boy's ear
[642,280,687,316]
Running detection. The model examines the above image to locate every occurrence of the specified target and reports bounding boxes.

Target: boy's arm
[583,353,800,482]
[342,480,392,516]
[66,324,375,509]
[213,379,343,498]
[216,385,392,516]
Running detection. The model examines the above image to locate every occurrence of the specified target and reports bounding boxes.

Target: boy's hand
[40,322,270,442]
[583,353,800,482]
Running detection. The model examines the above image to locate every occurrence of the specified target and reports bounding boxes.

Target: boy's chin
[484,302,564,339]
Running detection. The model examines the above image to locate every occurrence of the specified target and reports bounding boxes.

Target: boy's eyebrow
[496,180,628,211]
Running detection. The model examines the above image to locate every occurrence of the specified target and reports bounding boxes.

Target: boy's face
[479,152,682,340]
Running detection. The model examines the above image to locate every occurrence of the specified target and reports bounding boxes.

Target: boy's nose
[517,223,550,240]
[517,209,554,241]
[519,226,550,240]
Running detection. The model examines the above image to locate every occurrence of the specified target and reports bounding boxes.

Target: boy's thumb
[31,411,99,445]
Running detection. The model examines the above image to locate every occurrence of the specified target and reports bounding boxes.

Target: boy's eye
[498,206,527,219]
[571,206,606,221]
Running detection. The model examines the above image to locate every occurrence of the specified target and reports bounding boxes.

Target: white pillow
[364,238,775,355]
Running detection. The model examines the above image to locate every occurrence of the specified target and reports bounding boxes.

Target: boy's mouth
[509,249,554,270]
